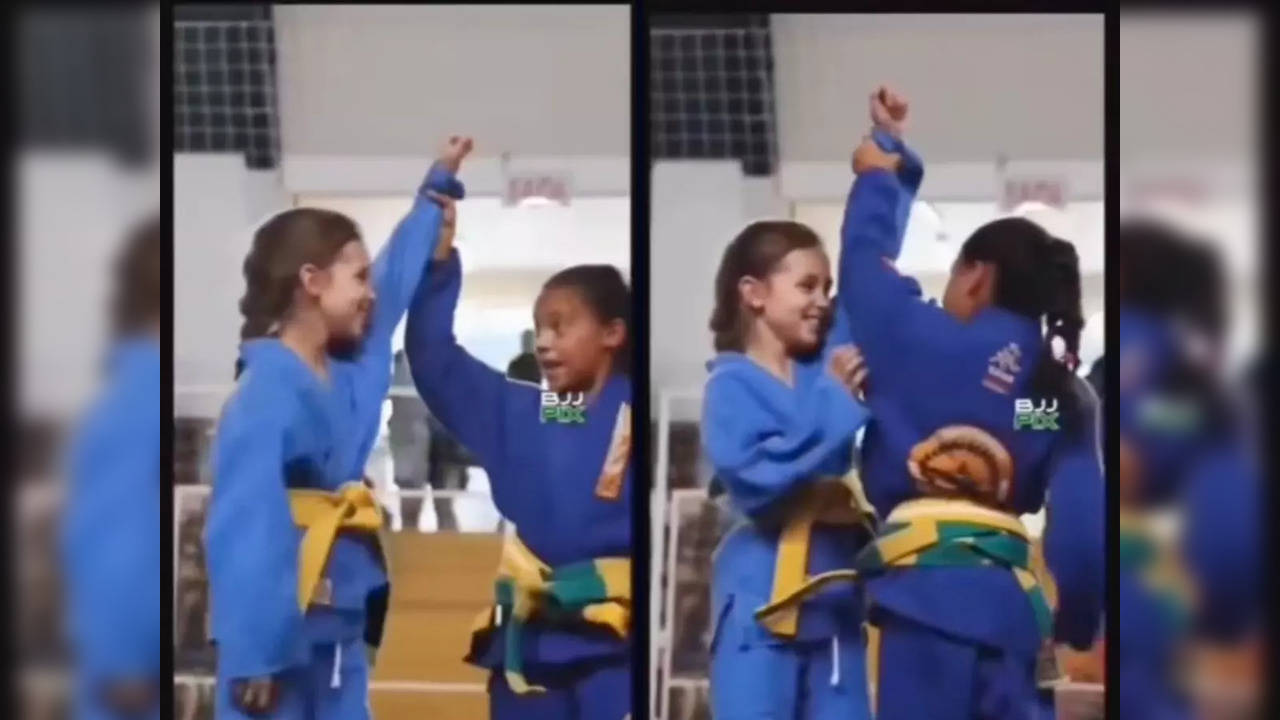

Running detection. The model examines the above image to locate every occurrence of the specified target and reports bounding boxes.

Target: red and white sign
[1124,176,1208,211]
[503,172,571,207]
[1000,176,1067,211]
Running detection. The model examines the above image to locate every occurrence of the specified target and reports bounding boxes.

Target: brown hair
[112,215,161,337]
[238,208,361,340]
[709,220,824,352]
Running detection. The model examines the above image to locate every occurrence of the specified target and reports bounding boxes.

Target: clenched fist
[869,85,909,137]
[437,135,474,175]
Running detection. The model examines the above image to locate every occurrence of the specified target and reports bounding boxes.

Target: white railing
[650,388,705,720]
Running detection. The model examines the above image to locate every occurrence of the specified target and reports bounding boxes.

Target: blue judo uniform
[207,163,461,720]
[404,249,633,720]
[836,134,1105,720]
[1116,308,1261,719]
[62,337,161,720]
[701,346,874,720]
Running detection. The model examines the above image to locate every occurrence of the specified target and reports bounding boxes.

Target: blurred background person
[506,329,542,385]
[14,5,158,719]
[1121,10,1263,719]
[390,349,435,531]
[61,217,161,720]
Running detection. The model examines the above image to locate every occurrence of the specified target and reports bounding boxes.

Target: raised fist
[869,86,909,137]
[437,135,474,175]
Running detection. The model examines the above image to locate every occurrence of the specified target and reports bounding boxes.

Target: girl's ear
[602,317,626,352]
[739,275,767,312]
[298,262,328,298]
[970,261,998,305]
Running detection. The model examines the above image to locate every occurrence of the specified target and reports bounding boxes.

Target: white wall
[650,162,748,402]
[1119,12,1258,162]
[18,155,159,420]
[273,4,629,158]
[771,14,1104,164]
[174,154,289,414]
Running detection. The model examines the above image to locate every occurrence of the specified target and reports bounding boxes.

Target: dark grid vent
[174,12,280,169]
[650,15,778,176]
[16,7,153,166]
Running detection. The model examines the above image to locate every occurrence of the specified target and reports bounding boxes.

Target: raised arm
[845,86,924,262]
[404,249,529,500]
[702,367,869,519]
[1042,378,1106,649]
[206,385,307,679]
[837,133,964,369]
[340,137,472,474]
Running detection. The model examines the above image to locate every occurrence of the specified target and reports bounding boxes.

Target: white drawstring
[331,643,343,689]
[830,635,840,687]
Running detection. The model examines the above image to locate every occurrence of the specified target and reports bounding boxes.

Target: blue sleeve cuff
[419,162,466,200]
[872,128,924,192]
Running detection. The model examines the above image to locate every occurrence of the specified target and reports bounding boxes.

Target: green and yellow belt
[1119,512,1193,635]
[472,534,631,694]
[757,497,1054,640]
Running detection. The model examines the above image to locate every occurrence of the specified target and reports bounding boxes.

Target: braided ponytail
[1029,236,1084,425]
[958,217,1085,428]
[234,208,361,369]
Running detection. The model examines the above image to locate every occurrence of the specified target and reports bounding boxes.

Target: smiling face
[303,239,375,343]
[742,246,833,355]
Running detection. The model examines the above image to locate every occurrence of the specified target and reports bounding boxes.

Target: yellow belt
[288,481,385,612]
[763,475,877,637]
[473,534,631,693]
[759,497,1059,636]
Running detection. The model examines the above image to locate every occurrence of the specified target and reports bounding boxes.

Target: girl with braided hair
[206,136,471,720]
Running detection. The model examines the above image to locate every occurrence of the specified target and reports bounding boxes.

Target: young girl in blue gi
[1116,219,1261,719]
[767,90,1103,720]
[62,218,161,720]
[403,196,633,720]
[206,137,471,720]
[699,88,922,720]
[701,222,874,720]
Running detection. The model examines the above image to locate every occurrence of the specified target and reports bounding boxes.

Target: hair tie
[1049,333,1079,372]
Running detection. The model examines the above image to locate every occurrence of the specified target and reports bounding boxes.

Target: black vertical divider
[1103,7,1120,720]
[631,2,652,719]
[159,2,176,716]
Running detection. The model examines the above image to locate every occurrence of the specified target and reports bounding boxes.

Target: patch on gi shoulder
[982,342,1023,395]
[595,403,632,501]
